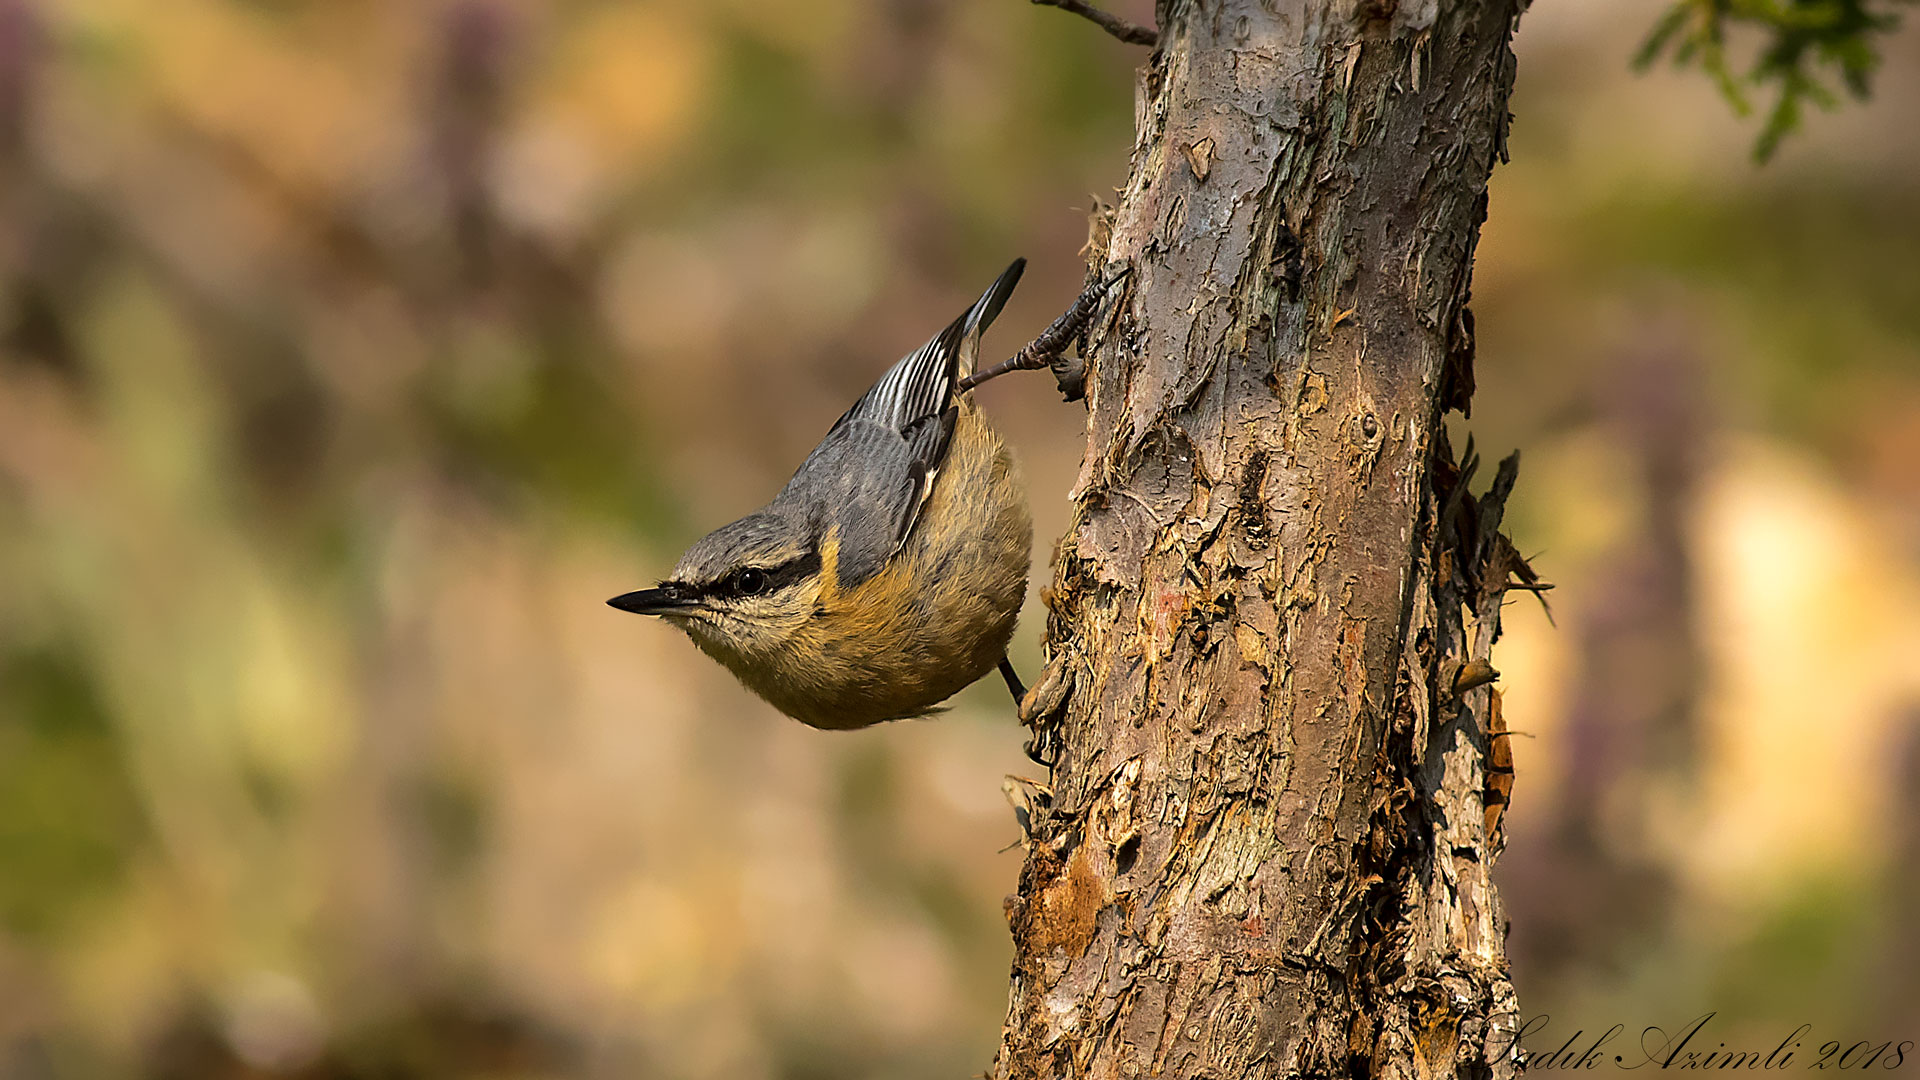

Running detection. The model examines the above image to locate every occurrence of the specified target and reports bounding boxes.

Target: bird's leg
[999,657,1058,768]
[997,656,1027,702]
[957,267,1130,398]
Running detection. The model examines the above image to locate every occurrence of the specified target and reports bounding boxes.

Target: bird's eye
[733,568,770,596]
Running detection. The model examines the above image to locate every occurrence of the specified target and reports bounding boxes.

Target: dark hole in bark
[1239,451,1270,546]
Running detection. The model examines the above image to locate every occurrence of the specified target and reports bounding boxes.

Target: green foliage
[0,647,147,940]
[1634,0,1913,160]
[422,325,678,532]
[1571,184,1920,450]
[1705,877,1877,1027]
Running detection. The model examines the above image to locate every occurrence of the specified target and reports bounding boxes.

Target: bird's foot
[958,265,1130,400]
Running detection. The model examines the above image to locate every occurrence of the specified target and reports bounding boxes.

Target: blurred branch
[0,0,38,159]
[1634,0,1913,161]
[434,1,512,291]
[1030,0,1158,47]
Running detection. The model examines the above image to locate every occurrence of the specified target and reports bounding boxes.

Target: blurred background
[0,0,1915,1076]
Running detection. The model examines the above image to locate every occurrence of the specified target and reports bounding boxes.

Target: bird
[608,259,1037,730]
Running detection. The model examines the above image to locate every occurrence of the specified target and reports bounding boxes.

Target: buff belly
[745,406,1030,730]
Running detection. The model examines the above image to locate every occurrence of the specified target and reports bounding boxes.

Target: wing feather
[781,260,1026,586]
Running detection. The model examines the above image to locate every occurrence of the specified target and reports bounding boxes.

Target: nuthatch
[610,258,1107,730]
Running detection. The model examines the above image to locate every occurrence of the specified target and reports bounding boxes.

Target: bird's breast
[752,406,1030,729]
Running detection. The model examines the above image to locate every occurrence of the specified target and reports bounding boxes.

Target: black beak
[607,584,697,615]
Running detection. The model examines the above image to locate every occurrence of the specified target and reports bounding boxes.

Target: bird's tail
[823,257,1028,444]
[955,257,1025,379]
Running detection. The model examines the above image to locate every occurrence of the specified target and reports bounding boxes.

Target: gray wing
[781,260,1025,587]
[782,415,940,587]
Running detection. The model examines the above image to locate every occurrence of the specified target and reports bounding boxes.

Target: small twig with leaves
[1634,0,1912,161]
[1030,0,1159,47]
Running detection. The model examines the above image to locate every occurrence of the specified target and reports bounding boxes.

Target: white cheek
[664,611,725,642]
[677,617,734,656]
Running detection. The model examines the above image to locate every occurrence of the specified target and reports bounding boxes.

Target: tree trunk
[995,1,1531,1078]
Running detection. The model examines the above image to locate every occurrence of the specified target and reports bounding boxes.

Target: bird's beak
[607,584,697,616]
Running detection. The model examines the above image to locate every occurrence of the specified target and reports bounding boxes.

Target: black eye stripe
[758,550,822,592]
[693,550,821,601]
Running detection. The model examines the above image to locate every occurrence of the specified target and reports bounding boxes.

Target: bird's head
[608,512,826,663]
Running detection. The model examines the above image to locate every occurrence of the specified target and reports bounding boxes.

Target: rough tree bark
[995,1,1535,1077]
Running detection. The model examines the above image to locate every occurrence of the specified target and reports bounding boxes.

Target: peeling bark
[994,1,1532,1077]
